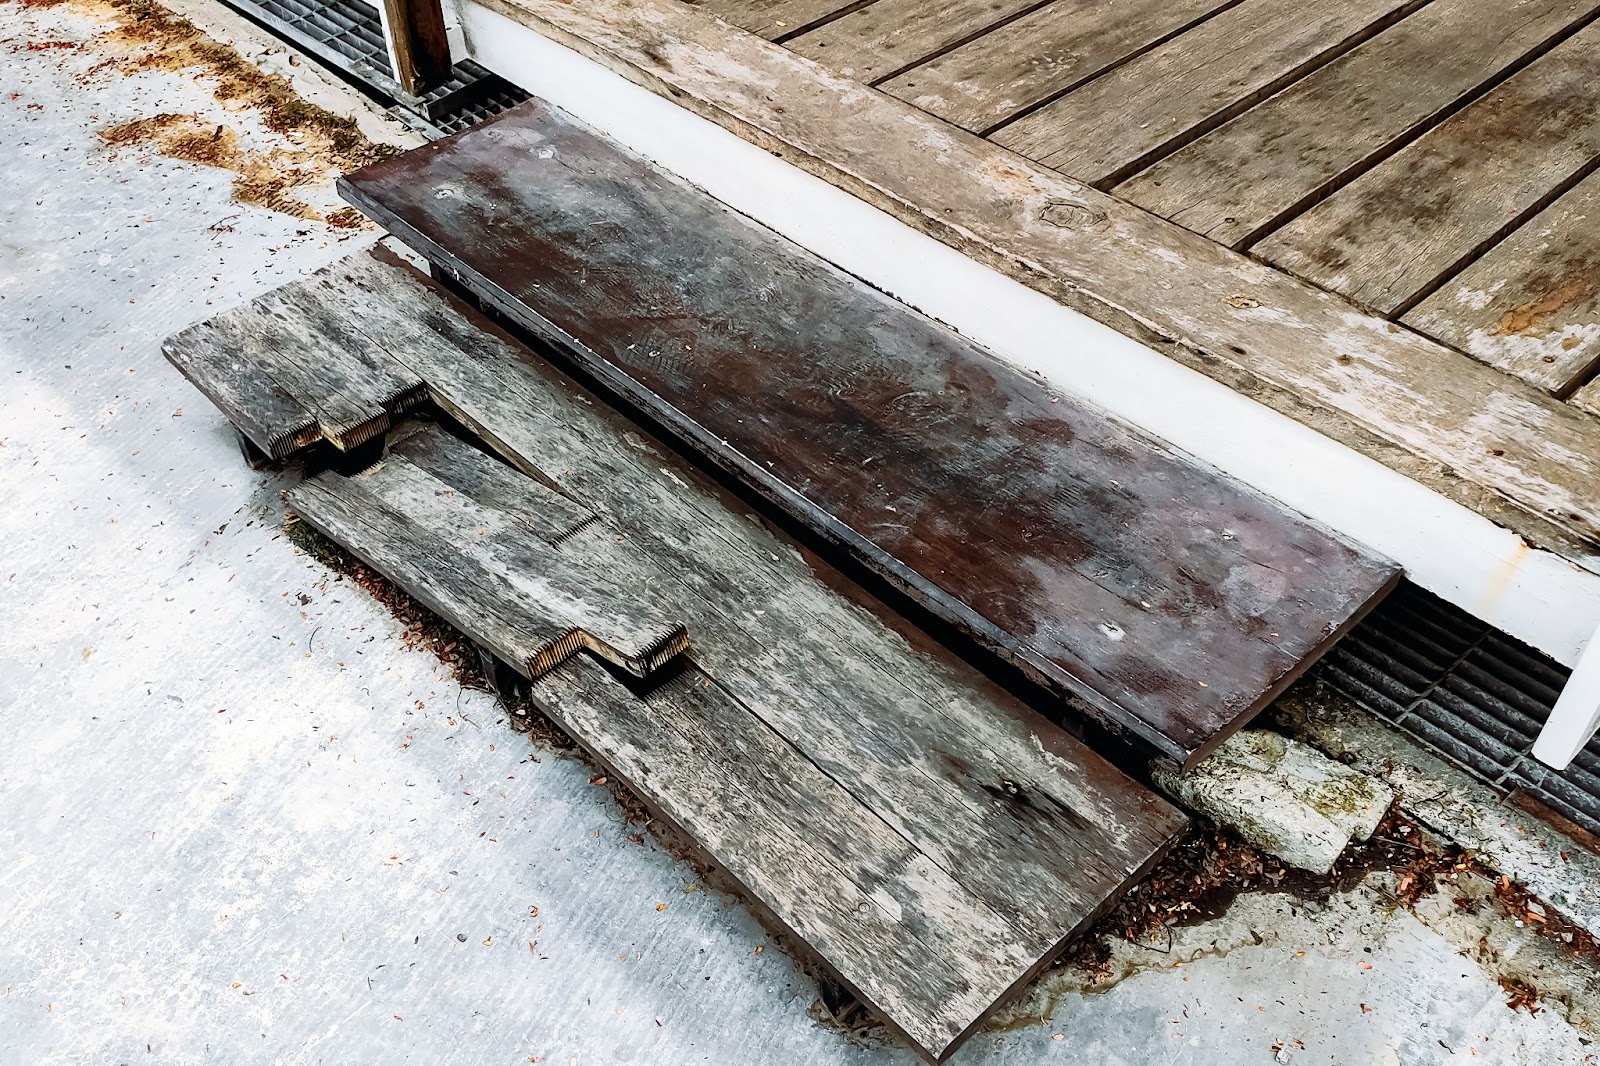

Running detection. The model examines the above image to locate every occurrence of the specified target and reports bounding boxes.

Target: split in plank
[172,248,1187,1061]
[1118,0,1600,247]
[1256,21,1600,316]
[341,97,1400,766]
[1405,169,1600,396]
[988,0,1427,185]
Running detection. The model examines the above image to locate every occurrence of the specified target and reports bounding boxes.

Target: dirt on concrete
[5,0,396,220]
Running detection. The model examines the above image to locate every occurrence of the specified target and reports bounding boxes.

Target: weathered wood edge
[462,0,1600,573]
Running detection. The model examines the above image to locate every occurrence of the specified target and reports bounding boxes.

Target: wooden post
[377,0,453,97]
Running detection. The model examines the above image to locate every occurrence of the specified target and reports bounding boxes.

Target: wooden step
[337,98,1401,767]
[162,249,1187,1063]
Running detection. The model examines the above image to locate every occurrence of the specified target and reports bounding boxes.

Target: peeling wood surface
[465,0,1600,569]
[1117,0,1600,248]
[343,98,1401,765]
[876,0,1231,133]
[1404,170,1600,396]
[988,0,1424,185]
[190,249,1187,1062]
[1257,23,1600,316]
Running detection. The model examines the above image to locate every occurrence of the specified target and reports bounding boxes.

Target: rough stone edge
[1276,679,1600,942]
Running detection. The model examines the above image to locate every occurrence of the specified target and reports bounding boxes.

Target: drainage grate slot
[216,0,527,134]
[1314,581,1590,837]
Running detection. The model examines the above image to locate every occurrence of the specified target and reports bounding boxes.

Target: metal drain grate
[217,0,526,134]
[1314,581,1596,838]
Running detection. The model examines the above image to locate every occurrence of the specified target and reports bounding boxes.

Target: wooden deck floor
[695,0,1600,405]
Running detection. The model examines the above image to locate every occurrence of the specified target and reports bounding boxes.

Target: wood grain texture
[343,99,1400,765]
[163,277,427,451]
[787,0,1048,86]
[877,0,1232,133]
[292,426,689,677]
[380,0,454,94]
[688,0,850,39]
[990,0,1424,185]
[1118,0,1600,247]
[243,250,1186,1061]
[1404,169,1600,396]
[1258,23,1600,316]
[460,0,1600,569]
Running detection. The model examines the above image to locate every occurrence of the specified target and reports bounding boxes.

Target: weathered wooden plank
[1404,170,1600,396]
[292,426,689,677]
[787,0,1050,87]
[342,101,1400,766]
[1118,0,1600,247]
[289,473,561,673]
[1257,23,1600,316]
[876,0,1232,133]
[688,0,850,39]
[163,279,428,451]
[162,326,320,459]
[461,0,1600,568]
[990,0,1424,185]
[317,252,1187,911]
[532,657,1039,1060]
[238,250,1186,1061]
[387,424,600,543]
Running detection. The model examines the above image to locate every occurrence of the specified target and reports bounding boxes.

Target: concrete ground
[2,1,1598,1062]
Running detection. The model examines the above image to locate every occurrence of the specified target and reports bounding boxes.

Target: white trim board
[450,0,1600,670]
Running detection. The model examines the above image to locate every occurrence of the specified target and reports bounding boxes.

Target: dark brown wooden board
[174,250,1187,1062]
[339,99,1399,766]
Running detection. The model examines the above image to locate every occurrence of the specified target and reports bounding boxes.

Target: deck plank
[877,0,1233,133]
[208,250,1190,1062]
[787,0,1050,86]
[1118,0,1600,248]
[689,0,851,39]
[342,98,1399,765]
[1256,22,1600,316]
[989,0,1424,185]
[1404,169,1600,396]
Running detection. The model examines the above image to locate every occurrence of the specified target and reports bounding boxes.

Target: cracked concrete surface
[2,2,1599,1062]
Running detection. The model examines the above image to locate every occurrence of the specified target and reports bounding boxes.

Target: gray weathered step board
[338,97,1400,767]
[163,250,1188,1063]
